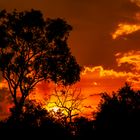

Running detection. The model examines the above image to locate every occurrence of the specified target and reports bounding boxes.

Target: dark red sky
[1,0,140,117]
[1,0,140,68]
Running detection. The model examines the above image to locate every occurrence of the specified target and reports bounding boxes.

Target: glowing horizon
[1,49,140,119]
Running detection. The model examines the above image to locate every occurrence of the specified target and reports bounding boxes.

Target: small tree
[48,86,85,124]
[0,9,81,116]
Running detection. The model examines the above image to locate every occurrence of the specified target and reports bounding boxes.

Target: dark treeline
[0,83,140,140]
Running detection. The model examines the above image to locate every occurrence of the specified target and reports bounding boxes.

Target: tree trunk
[12,96,25,120]
[69,110,72,124]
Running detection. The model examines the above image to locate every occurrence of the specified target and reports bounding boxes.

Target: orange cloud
[79,66,134,96]
[82,66,133,78]
[116,51,140,71]
[115,51,140,88]
[112,23,140,39]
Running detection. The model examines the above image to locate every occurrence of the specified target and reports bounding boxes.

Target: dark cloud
[0,0,140,69]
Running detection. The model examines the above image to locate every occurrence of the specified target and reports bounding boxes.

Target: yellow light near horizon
[112,23,140,39]
[45,101,60,112]
[51,106,59,112]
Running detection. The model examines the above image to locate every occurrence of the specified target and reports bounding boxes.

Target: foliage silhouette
[0,9,81,117]
[73,116,94,139]
[94,83,140,137]
[0,100,72,139]
[1,100,47,128]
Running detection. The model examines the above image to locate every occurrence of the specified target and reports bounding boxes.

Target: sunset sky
[0,0,140,118]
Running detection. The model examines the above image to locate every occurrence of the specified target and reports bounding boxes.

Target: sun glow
[49,106,60,112]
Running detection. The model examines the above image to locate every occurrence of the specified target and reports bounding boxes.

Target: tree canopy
[0,9,81,115]
[94,83,140,136]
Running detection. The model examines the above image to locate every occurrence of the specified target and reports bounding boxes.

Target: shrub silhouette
[94,83,140,137]
[0,100,72,139]
[73,117,94,139]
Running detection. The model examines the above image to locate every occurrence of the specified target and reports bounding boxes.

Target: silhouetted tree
[3,100,48,128]
[94,83,140,137]
[48,86,85,124]
[0,100,72,140]
[0,9,81,117]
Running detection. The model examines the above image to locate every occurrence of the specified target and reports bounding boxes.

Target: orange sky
[0,0,140,118]
[1,0,140,66]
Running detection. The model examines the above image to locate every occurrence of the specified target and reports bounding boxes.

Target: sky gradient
[0,0,140,67]
[1,0,140,118]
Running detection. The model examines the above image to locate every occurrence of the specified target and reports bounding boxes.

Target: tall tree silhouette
[0,9,81,117]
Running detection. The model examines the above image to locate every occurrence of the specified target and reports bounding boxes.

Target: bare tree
[48,86,85,124]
